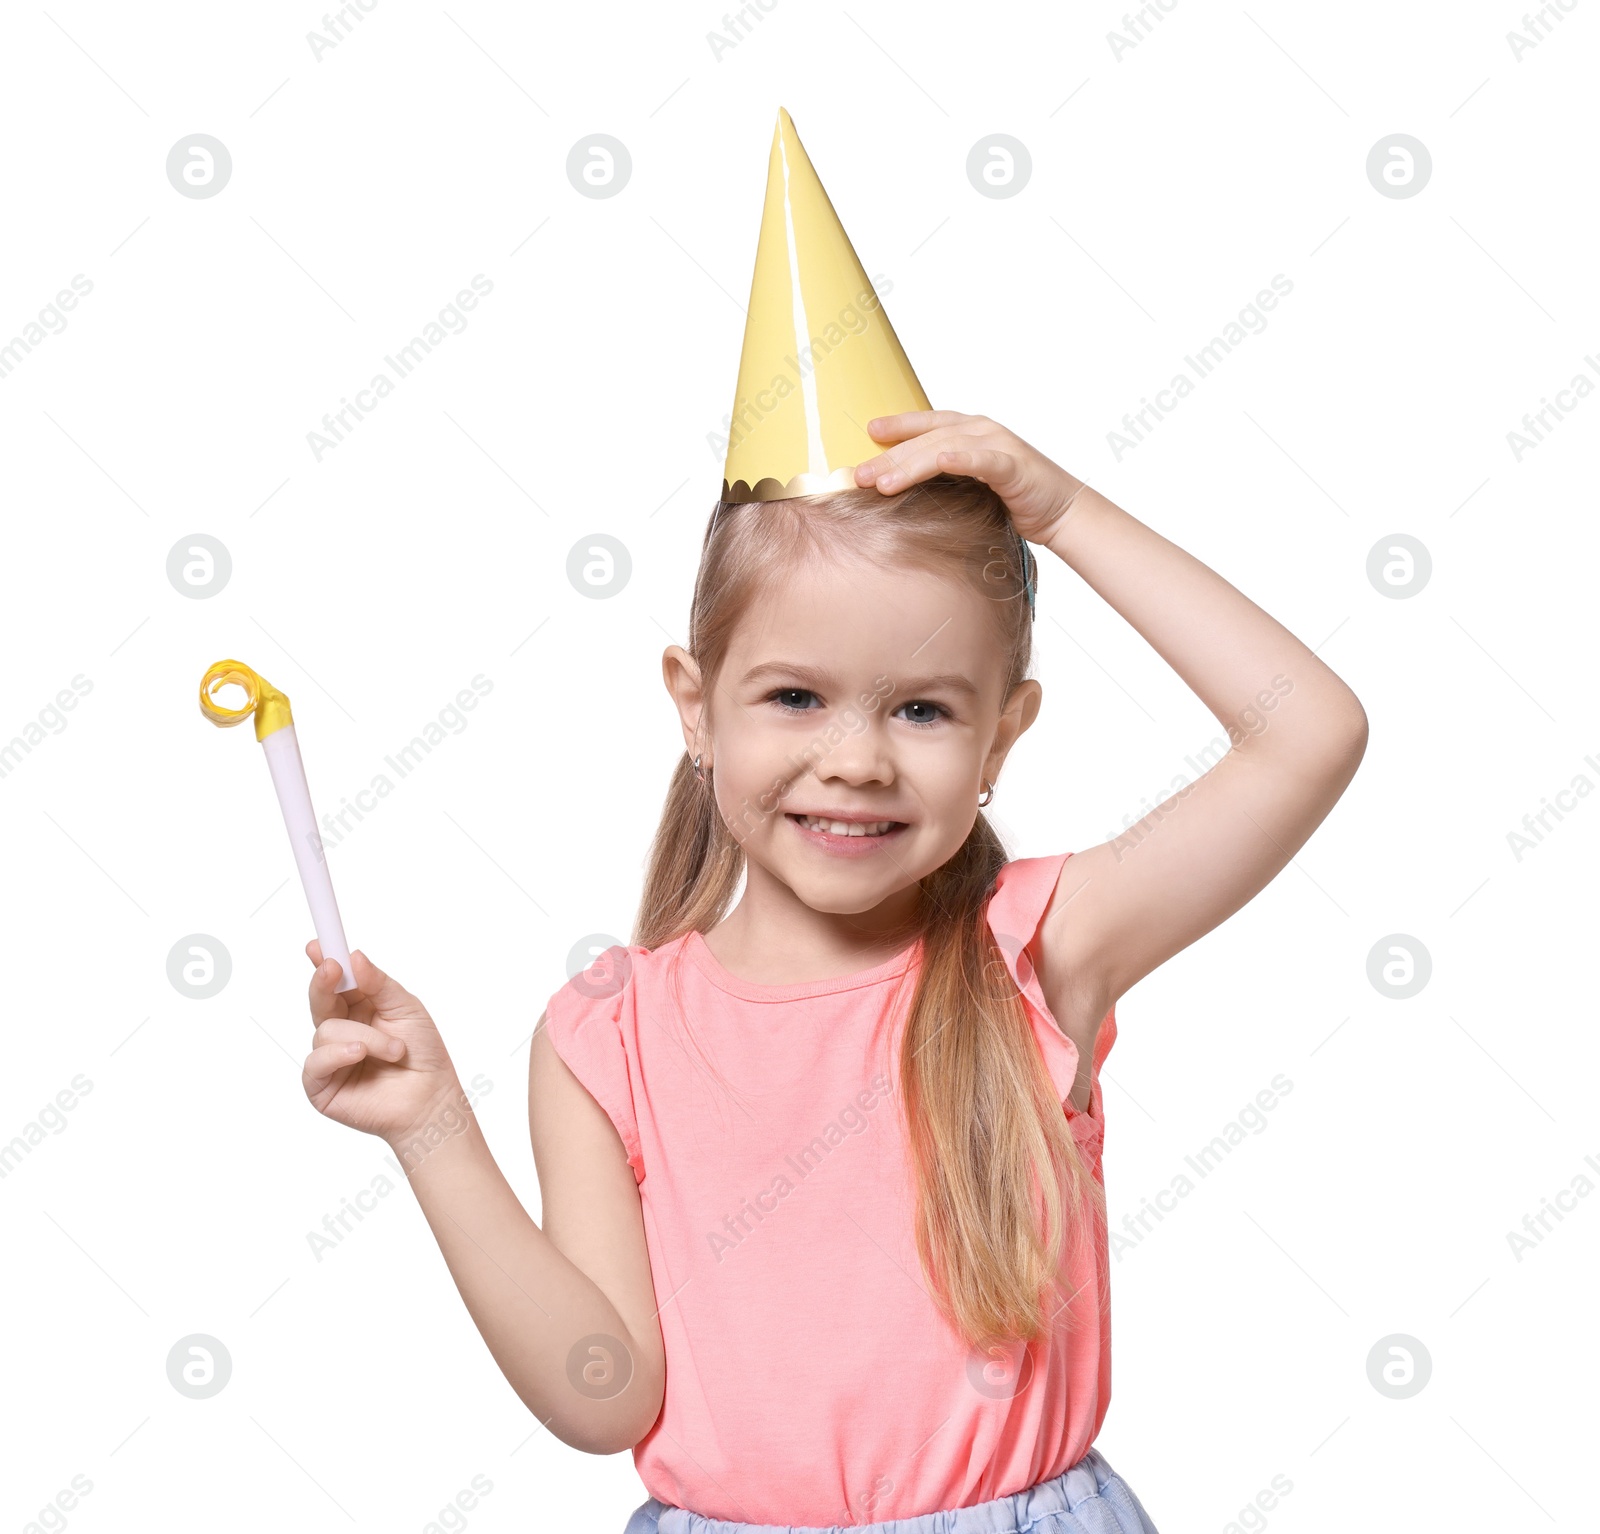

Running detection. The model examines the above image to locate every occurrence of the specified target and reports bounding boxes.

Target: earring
[978,779,995,807]
[692,753,708,783]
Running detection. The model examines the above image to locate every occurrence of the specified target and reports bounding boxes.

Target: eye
[763,689,951,728]
[896,700,950,729]
[766,687,819,715]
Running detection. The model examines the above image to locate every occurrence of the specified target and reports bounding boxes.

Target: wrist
[1042,479,1111,566]
[384,1075,480,1173]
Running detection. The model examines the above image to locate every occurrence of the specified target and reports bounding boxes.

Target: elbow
[550,1368,665,1457]
[1312,695,1369,787]
[567,1426,641,1458]
[1305,682,1368,764]
[1337,694,1369,765]
[548,1414,645,1459]
[1248,689,1368,783]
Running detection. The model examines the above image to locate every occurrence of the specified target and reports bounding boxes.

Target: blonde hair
[632,474,1107,1350]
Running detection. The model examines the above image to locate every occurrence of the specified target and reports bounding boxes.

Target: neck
[704,860,922,984]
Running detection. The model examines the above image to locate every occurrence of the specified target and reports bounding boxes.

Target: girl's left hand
[854,410,1089,545]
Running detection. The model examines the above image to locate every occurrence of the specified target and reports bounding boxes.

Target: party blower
[198,659,358,992]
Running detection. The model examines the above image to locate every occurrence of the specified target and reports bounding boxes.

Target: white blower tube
[262,724,357,992]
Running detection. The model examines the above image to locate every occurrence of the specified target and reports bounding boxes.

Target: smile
[785,813,909,855]
[792,814,902,836]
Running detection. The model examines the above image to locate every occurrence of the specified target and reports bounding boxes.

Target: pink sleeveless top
[542,852,1117,1526]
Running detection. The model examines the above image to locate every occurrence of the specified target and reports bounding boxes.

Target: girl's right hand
[301,943,460,1145]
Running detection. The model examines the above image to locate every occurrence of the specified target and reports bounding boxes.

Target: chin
[778,845,947,913]
[742,847,898,912]
[787,876,893,915]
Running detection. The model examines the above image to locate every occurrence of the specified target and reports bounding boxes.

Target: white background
[2,1,1595,1530]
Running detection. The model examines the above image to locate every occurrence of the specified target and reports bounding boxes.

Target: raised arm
[852,410,1368,1063]
[1036,483,1368,1012]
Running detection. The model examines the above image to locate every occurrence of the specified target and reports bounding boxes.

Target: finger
[865,410,974,443]
[309,956,352,1027]
[312,1017,406,1061]
[347,950,422,1014]
[306,938,324,966]
[856,428,990,482]
[857,434,992,494]
[302,1038,370,1094]
[929,446,1025,494]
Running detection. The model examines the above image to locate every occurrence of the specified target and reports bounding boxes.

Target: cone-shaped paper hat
[721,107,931,503]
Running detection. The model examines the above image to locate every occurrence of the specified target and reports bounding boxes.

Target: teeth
[796,815,899,837]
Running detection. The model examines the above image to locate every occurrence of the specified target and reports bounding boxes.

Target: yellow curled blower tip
[720,105,932,503]
[198,659,293,741]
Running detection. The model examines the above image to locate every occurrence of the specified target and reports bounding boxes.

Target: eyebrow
[739,661,980,697]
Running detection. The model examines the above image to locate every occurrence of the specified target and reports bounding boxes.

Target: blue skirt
[623,1447,1159,1534]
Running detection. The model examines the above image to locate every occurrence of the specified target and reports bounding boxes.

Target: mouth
[786,812,908,855]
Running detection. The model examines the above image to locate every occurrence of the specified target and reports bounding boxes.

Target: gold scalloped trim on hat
[721,465,864,504]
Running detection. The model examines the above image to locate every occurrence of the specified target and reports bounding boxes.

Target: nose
[811,714,897,791]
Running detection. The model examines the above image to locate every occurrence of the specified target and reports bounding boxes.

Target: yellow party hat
[720,107,931,503]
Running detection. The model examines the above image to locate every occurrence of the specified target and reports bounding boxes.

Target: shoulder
[545,943,647,1026]
[542,936,691,1031]
[539,942,674,1186]
[985,851,1074,947]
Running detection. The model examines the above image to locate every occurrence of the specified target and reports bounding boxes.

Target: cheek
[711,741,788,815]
[919,736,983,786]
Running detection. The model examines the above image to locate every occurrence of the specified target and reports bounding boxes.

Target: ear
[661,645,709,764]
[983,678,1043,784]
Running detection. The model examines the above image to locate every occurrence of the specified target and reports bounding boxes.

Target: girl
[298,412,1368,1533]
